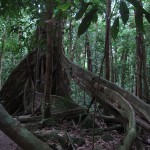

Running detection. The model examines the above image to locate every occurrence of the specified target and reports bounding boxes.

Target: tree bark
[0,48,150,149]
[104,0,111,80]
[135,0,149,101]
[0,104,52,150]
[121,49,128,88]
[0,33,5,89]
[43,1,54,118]
[61,52,150,124]
[0,52,2,89]
[86,32,92,72]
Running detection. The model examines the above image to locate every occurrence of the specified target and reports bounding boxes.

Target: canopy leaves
[77,6,98,37]
[119,1,129,25]
[75,1,93,20]
[111,16,119,40]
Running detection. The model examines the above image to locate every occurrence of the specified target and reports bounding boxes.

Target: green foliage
[75,1,93,20]
[111,17,120,40]
[92,14,98,23]
[54,2,72,18]
[0,0,150,104]
[0,9,36,84]
[1,52,24,84]
[0,0,22,17]
[77,6,98,36]
[119,1,129,25]
[57,3,71,11]
[145,11,150,23]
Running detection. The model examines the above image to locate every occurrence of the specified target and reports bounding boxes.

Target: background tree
[104,0,111,80]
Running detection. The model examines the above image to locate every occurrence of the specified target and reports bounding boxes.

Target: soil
[0,130,21,150]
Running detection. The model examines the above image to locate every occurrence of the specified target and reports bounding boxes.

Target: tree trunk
[135,0,149,101]
[0,33,5,89]
[69,17,73,53]
[61,52,150,124]
[135,31,143,99]
[0,104,52,150]
[121,49,128,88]
[0,52,2,89]
[0,46,150,149]
[104,0,111,80]
[86,32,92,72]
[142,39,149,101]
[110,42,114,82]
[43,1,54,118]
[113,46,118,83]
[35,27,42,92]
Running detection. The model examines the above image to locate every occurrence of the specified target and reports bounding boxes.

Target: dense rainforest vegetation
[0,0,150,150]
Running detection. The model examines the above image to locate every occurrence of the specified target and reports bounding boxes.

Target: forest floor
[0,119,122,150]
[0,130,21,150]
[0,118,150,150]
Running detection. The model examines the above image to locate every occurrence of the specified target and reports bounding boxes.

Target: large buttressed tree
[0,0,71,115]
[0,0,150,149]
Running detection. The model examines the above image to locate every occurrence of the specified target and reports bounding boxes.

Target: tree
[135,0,149,101]
[0,0,150,149]
[43,0,54,118]
[104,0,111,80]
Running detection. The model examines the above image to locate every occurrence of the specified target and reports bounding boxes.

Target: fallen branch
[0,104,52,150]
[16,108,85,124]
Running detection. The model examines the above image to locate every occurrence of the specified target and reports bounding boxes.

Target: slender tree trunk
[141,36,149,102]
[121,50,128,88]
[0,34,5,89]
[104,0,111,80]
[0,53,2,89]
[18,22,22,46]
[135,32,143,98]
[134,0,149,100]
[35,27,42,92]
[43,1,54,118]
[114,46,118,83]
[93,22,98,74]
[110,42,114,82]
[86,32,92,72]
[69,18,73,53]
[70,35,78,61]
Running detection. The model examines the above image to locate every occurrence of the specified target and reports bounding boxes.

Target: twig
[65,131,76,150]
